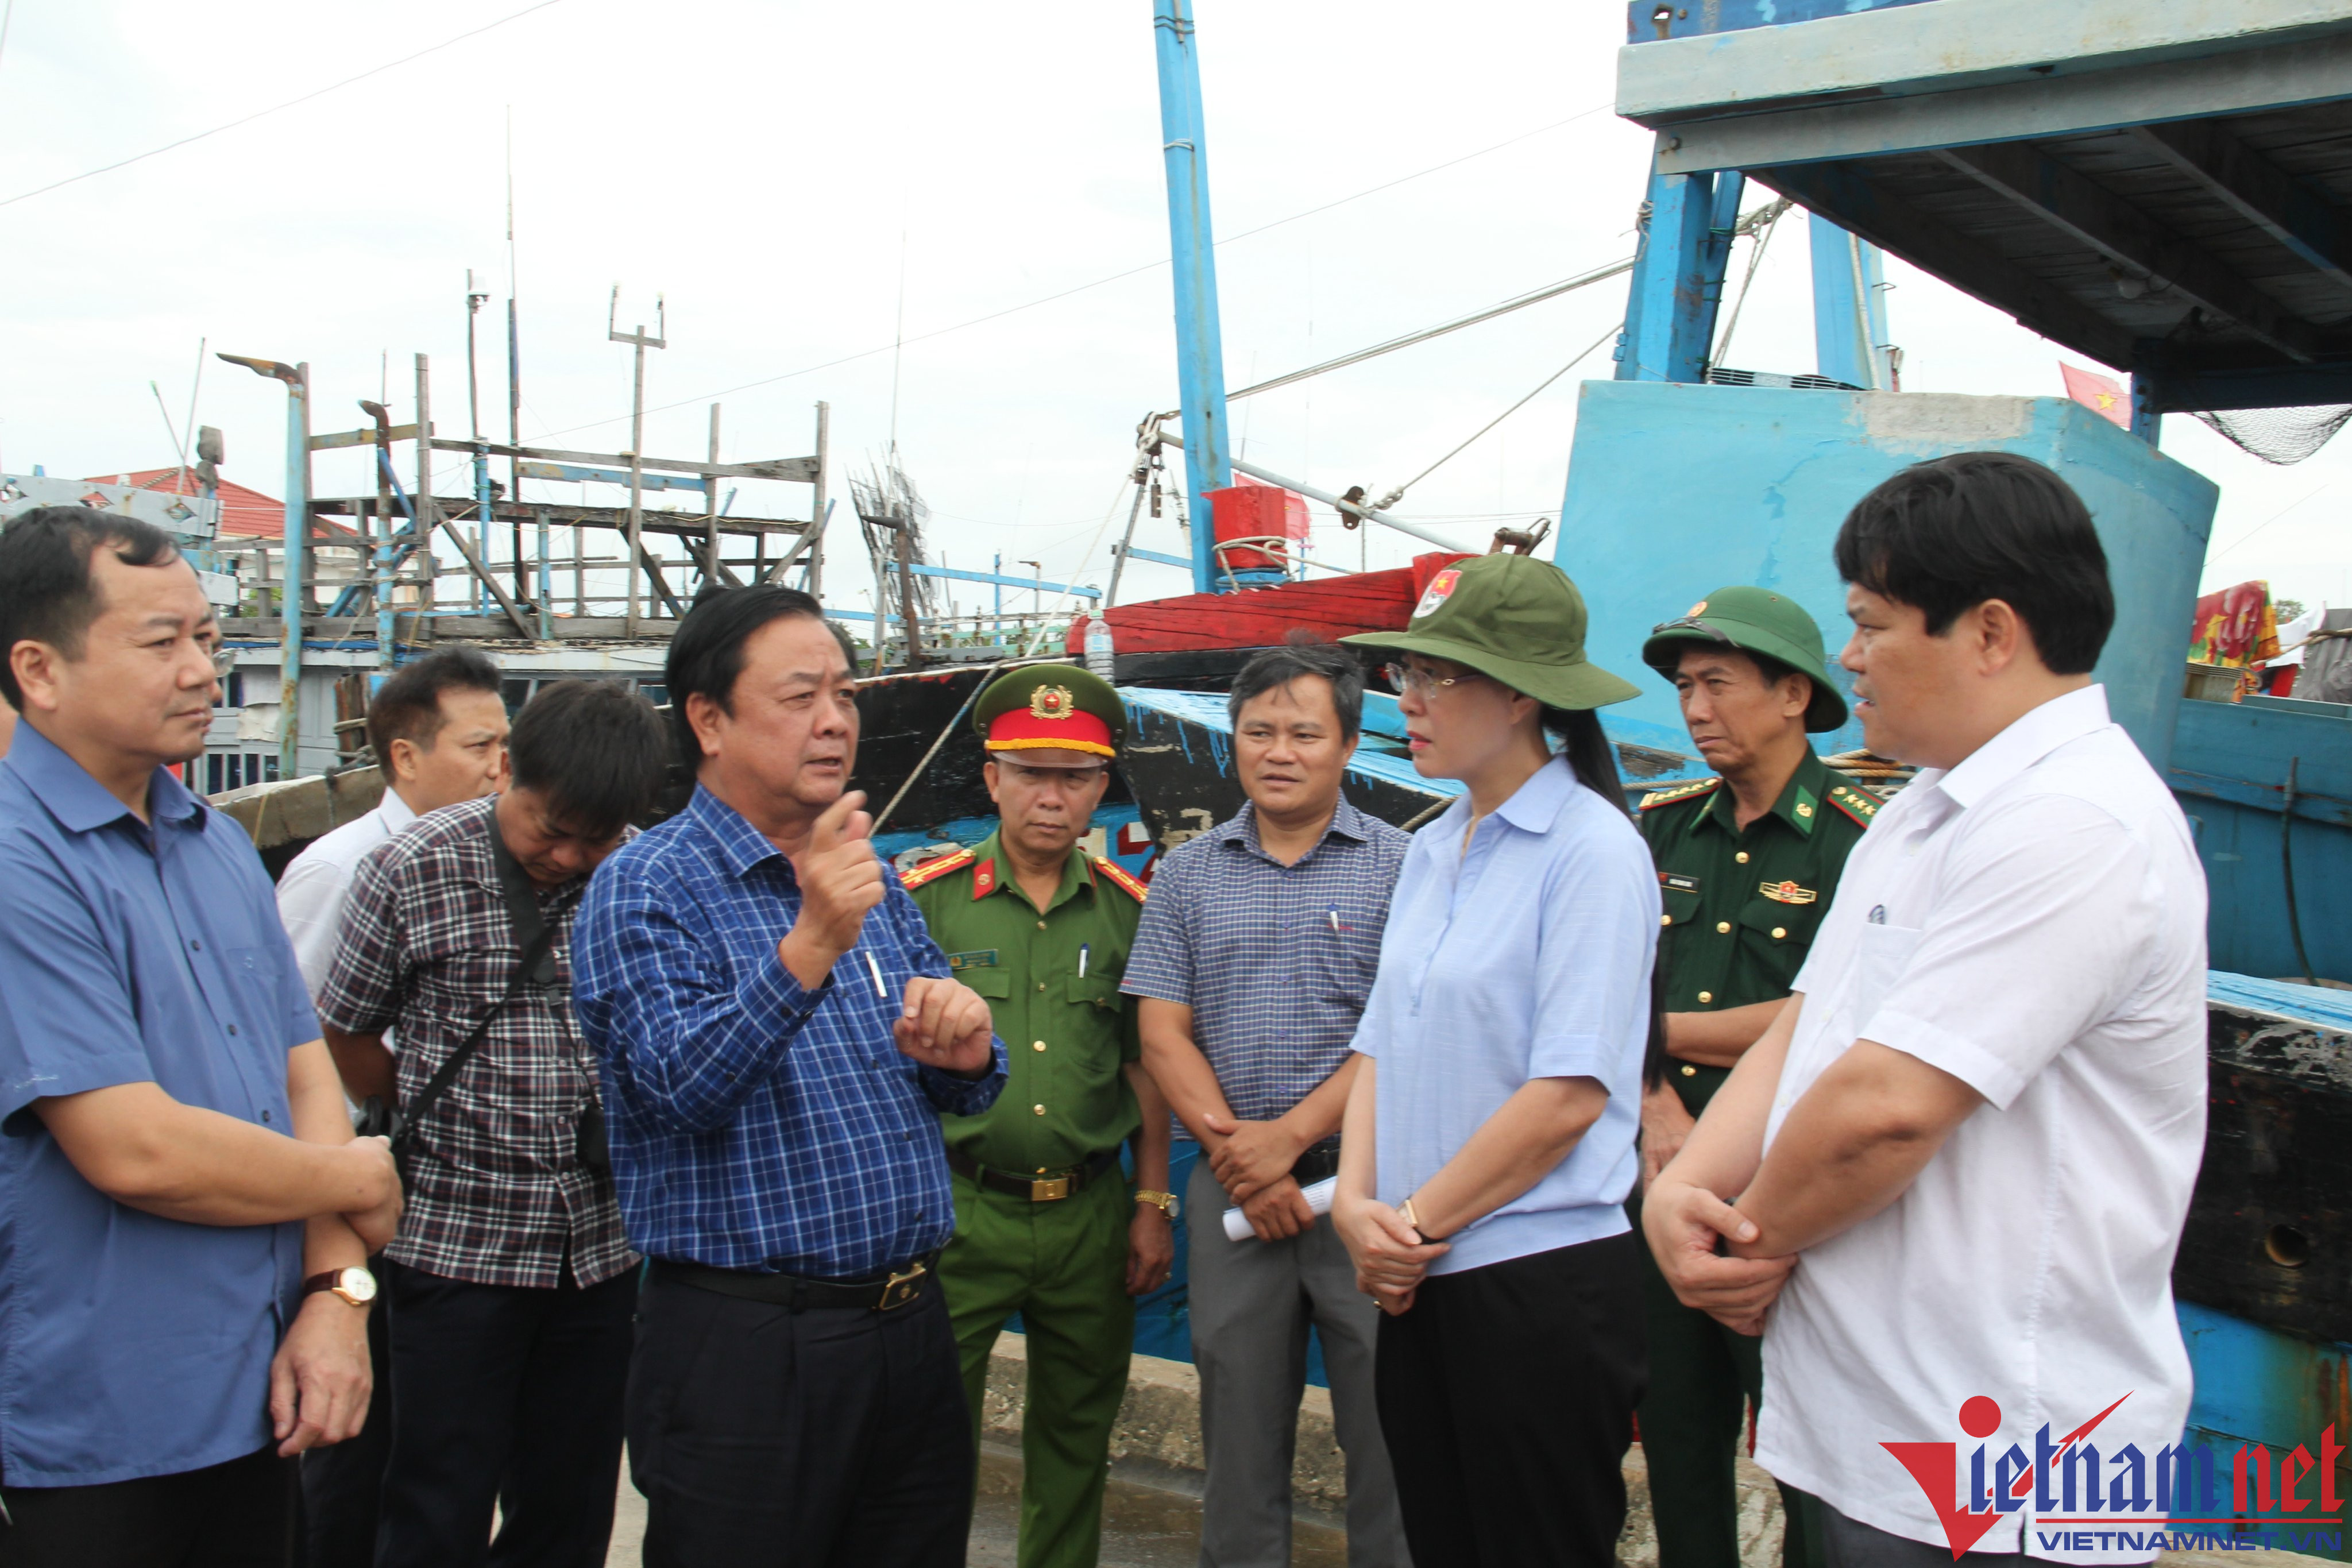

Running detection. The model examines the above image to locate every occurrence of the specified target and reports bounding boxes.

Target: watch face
[337,1267,379,1304]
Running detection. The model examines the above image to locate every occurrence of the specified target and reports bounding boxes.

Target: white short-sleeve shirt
[1754,685,2207,1564]
[276,788,418,998]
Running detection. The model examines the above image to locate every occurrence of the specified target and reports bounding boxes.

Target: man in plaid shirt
[319,679,671,1568]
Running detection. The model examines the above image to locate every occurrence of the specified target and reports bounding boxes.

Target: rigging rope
[1224,257,1635,404]
[1709,198,1792,370]
[1369,320,1623,511]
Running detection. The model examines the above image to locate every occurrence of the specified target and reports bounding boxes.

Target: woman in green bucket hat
[1330,553,1660,1566]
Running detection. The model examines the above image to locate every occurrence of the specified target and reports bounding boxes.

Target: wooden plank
[427,438,817,484]
[1934,141,2322,359]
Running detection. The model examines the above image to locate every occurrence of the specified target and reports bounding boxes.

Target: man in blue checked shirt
[572,584,1006,1568]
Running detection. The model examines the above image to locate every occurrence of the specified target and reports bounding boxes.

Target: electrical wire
[0,0,571,209]
[528,103,1616,443]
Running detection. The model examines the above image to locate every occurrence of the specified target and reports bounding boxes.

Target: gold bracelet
[1399,1197,1423,1235]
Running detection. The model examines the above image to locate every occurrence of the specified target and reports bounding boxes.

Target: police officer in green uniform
[1633,588,1879,1568]
[902,665,1176,1568]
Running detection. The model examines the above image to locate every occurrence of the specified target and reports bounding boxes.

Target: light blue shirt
[0,725,316,1484]
[1351,754,1658,1275]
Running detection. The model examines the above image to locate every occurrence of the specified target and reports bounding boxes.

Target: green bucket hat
[1640,585,1848,733]
[1340,554,1642,711]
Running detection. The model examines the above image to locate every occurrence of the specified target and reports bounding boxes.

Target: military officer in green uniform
[902,665,1176,1568]
[1633,587,1879,1568]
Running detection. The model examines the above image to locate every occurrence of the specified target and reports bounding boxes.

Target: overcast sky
[3,0,2347,623]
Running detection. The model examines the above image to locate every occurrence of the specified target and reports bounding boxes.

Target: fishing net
[2190,405,2352,465]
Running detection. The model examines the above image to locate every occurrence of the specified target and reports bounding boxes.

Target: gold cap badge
[1029,685,1076,720]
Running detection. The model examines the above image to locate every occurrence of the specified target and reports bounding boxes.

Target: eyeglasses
[1382,662,1481,700]
[208,644,237,678]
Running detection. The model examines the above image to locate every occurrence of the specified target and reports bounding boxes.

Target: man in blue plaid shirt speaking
[573,584,1007,1567]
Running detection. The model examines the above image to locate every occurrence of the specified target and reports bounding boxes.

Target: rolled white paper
[1222,1175,1339,1241]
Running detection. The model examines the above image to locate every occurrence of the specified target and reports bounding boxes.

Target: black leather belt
[652,1252,940,1313]
[1290,1142,1343,1185]
[947,1146,1121,1202]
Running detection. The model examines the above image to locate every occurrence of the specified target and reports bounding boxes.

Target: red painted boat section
[1064,551,1469,655]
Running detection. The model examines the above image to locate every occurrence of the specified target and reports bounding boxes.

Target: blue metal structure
[1150,0,1233,596]
[1807,213,1892,389]
[1601,1,2352,1548]
[1616,166,1744,384]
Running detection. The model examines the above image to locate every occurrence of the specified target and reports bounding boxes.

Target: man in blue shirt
[0,507,402,1566]
[573,584,1006,1568]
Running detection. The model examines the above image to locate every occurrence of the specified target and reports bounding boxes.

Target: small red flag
[2060,364,2131,428]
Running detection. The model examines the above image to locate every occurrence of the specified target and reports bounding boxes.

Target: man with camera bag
[319,679,671,1568]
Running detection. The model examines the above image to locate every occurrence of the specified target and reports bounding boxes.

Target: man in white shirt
[278,650,510,991]
[1644,451,2207,1568]
[276,645,508,1568]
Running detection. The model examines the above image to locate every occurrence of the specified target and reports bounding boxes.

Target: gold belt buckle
[877,1261,927,1311]
[1028,1175,1072,1202]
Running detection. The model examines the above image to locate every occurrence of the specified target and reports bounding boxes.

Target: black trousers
[0,1445,292,1568]
[299,1258,392,1568]
[627,1265,973,1568]
[1375,1230,1648,1568]
[376,1259,636,1568]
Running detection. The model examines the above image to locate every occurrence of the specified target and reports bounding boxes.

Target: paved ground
[603,1443,1350,1566]
[601,1449,2334,1568]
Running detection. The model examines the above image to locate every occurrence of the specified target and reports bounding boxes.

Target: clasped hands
[1638,1173,1794,1337]
[1200,1109,1319,1243]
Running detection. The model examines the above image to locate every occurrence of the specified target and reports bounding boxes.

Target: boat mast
[1150,0,1233,596]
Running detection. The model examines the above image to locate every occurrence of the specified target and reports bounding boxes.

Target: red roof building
[88,469,359,543]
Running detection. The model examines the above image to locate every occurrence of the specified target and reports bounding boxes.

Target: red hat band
[986,684,1114,757]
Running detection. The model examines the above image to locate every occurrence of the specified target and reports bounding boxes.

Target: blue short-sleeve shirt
[1351,755,1659,1275]
[0,726,318,1485]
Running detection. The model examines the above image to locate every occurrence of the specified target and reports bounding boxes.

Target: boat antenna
[887,226,908,459]
[506,105,526,600]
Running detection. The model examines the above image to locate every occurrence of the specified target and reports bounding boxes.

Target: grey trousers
[1185,1157,1411,1568]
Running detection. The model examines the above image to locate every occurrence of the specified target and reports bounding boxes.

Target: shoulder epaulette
[1094,856,1149,902]
[1825,781,1882,827]
[1639,777,1721,812]
[899,846,975,891]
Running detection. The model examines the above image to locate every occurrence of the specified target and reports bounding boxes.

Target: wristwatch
[1133,1188,1180,1219]
[301,1266,379,1308]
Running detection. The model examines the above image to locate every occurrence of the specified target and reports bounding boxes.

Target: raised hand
[893,975,997,1078]
[779,790,886,987]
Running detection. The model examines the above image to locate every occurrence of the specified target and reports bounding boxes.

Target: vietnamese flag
[2060,364,2132,428]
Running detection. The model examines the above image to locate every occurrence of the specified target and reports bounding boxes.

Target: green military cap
[1642,586,1848,732]
[971,664,1125,764]
[1339,554,1642,710]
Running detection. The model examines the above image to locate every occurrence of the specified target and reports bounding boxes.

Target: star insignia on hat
[1688,600,1708,616]
[1030,685,1075,721]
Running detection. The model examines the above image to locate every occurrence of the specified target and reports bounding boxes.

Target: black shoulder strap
[391,818,557,1149]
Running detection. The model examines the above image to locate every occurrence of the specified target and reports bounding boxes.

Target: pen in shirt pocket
[862,950,889,1001]
[1079,943,1090,979]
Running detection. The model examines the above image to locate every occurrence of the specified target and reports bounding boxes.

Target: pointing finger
[808,789,868,855]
